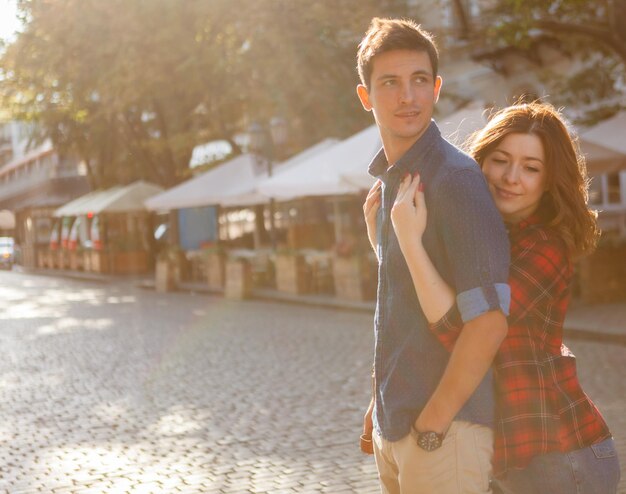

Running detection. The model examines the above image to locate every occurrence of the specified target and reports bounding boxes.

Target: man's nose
[398,82,414,105]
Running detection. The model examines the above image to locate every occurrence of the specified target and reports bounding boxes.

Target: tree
[0,0,413,188]
[479,0,626,122]
[1,0,237,187]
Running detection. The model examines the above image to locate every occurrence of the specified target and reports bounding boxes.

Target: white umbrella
[258,125,381,199]
[437,100,488,147]
[145,154,260,211]
[340,102,489,190]
[54,181,163,217]
[581,112,626,155]
[145,139,339,211]
[580,112,626,175]
[220,138,339,207]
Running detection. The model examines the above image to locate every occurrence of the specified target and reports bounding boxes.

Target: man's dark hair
[357,17,439,88]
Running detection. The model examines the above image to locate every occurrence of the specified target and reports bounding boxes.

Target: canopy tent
[437,100,489,147]
[220,138,339,206]
[54,181,163,217]
[262,102,490,196]
[258,125,381,199]
[144,139,338,211]
[341,102,489,190]
[579,112,626,175]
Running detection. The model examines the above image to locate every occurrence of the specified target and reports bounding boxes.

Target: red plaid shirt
[430,215,611,476]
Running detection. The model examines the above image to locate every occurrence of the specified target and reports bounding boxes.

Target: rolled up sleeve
[437,169,511,323]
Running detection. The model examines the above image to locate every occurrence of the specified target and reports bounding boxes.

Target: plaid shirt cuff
[428,305,463,352]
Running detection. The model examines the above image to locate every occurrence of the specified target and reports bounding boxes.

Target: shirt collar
[506,213,543,235]
[368,120,440,179]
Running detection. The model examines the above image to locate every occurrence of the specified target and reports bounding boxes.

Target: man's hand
[361,398,375,454]
[363,180,382,256]
[415,310,507,435]
[363,398,374,436]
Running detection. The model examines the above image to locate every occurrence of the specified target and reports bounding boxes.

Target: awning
[436,100,488,147]
[258,125,381,199]
[54,181,163,217]
[260,102,490,198]
[144,139,338,211]
[580,112,626,175]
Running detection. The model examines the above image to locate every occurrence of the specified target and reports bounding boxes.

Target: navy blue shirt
[370,121,510,441]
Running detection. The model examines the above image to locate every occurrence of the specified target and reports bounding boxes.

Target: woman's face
[482,133,548,224]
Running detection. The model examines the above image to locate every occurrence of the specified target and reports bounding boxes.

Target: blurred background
[0,0,624,303]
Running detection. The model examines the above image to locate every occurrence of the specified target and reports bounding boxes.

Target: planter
[577,244,626,303]
[82,251,92,272]
[68,250,83,271]
[57,250,69,270]
[46,250,56,269]
[206,251,226,290]
[37,249,48,269]
[90,251,109,273]
[224,259,252,299]
[155,259,175,292]
[275,254,310,294]
[110,251,149,274]
[332,255,376,301]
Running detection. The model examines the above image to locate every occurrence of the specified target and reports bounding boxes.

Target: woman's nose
[503,165,519,184]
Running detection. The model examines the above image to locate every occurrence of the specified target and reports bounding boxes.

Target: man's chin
[392,126,428,141]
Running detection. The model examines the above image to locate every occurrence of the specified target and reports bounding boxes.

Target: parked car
[0,237,15,269]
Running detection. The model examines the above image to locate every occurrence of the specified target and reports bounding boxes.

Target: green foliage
[482,0,626,122]
[0,0,411,188]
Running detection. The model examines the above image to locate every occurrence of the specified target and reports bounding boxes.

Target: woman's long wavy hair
[467,102,600,259]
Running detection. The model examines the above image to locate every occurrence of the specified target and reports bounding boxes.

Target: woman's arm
[427,232,572,354]
[391,173,456,323]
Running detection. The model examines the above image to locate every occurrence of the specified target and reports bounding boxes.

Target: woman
[364,102,620,493]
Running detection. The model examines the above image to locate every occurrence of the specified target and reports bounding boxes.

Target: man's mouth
[396,111,420,118]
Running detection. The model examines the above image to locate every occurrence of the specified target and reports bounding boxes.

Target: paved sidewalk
[2,269,625,493]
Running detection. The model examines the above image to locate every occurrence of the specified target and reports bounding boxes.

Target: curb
[15,267,626,345]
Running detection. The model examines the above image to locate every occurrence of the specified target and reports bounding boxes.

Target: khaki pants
[373,421,493,494]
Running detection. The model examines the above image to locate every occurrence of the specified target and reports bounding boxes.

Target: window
[607,172,621,204]
[588,176,603,206]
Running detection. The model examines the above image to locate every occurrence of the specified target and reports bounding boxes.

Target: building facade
[0,121,90,268]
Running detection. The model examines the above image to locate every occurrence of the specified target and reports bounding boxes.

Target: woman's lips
[494,186,520,199]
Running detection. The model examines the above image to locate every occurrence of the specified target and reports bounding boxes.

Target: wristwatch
[416,430,444,452]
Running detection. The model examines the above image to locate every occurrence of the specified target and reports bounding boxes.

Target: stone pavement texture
[0,270,625,493]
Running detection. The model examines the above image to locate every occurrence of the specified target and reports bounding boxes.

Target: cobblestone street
[1,270,624,493]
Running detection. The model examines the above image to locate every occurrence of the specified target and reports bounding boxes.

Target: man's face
[357,49,441,160]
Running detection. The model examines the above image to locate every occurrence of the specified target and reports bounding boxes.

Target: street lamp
[247,117,288,250]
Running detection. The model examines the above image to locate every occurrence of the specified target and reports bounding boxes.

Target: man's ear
[357,84,372,111]
[433,76,442,104]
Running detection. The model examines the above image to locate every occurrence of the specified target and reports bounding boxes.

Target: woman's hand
[363,179,382,254]
[391,173,427,250]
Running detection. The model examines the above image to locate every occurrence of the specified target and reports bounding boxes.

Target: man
[357,18,510,493]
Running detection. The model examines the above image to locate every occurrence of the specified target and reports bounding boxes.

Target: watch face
[417,431,443,451]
